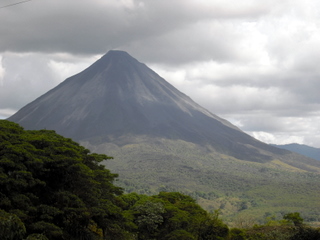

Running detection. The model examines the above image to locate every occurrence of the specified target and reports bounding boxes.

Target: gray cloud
[0,53,58,109]
[0,52,97,117]
[0,0,272,58]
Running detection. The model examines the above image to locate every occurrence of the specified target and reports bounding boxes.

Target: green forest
[1,120,320,240]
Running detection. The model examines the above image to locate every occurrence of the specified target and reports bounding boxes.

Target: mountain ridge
[271,143,320,161]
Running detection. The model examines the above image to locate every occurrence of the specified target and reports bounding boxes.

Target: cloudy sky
[1,0,320,148]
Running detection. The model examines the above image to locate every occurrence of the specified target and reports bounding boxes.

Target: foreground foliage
[0,120,125,239]
[1,120,320,239]
[120,192,229,239]
[0,121,228,239]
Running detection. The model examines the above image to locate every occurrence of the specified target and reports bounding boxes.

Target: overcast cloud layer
[1,0,320,147]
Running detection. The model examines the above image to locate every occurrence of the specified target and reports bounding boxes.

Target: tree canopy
[0,120,124,239]
[120,191,229,240]
[0,120,229,239]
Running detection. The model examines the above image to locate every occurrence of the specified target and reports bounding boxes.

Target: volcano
[8,50,287,162]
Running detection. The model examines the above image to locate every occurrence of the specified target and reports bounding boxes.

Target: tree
[283,212,304,227]
[153,192,229,240]
[165,229,196,240]
[229,228,246,240]
[0,120,124,239]
[134,201,165,239]
[0,210,26,240]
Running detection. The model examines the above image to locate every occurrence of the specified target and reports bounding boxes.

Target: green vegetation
[240,212,320,240]
[86,138,320,224]
[120,191,229,240]
[0,120,125,239]
[0,120,227,239]
[1,120,320,239]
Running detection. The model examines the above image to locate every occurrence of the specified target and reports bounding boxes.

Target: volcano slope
[8,50,320,223]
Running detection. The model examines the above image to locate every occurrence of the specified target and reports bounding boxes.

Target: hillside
[84,138,320,224]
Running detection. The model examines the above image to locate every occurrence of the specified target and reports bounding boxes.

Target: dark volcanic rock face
[8,50,287,161]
